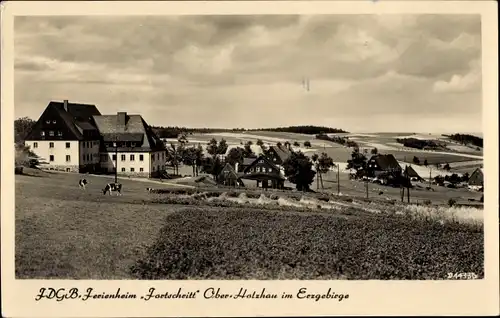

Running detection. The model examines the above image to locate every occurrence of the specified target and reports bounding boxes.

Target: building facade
[25,100,166,177]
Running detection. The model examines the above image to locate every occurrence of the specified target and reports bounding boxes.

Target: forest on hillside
[444,134,483,148]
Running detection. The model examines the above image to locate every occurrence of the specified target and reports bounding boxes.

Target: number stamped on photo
[446,272,478,280]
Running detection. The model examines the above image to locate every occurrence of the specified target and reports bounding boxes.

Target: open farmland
[16,168,483,280]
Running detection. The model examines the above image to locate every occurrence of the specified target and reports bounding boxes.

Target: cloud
[14,14,483,132]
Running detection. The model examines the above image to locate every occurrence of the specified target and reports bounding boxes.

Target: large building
[24,100,167,178]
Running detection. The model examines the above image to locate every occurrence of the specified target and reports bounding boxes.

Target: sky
[14,14,482,133]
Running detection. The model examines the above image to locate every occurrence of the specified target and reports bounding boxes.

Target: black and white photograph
[2,1,499,317]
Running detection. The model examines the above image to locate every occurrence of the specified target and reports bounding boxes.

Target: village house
[265,145,292,168]
[237,154,286,189]
[218,163,245,187]
[467,167,484,190]
[366,154,403,183]
[25,100,167,178]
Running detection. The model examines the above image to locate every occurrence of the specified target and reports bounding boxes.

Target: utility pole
[337,164,340,195]
[365,180,369,199]
[114,136,118,184]
[406,166,410,203]
[429,167,432,189]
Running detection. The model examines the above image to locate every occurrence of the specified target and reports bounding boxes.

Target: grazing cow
[378,191,384,195]
[102,183,122,196]
[146,187,154,193]
[79,178,88,190]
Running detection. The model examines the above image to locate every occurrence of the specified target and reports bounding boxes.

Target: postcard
[1,1,499,317]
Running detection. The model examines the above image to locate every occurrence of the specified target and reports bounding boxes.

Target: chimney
[63,99,69,112]
[117,112,127,126]
[235,162,239,173]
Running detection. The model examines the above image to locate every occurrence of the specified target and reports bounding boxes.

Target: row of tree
[444,133,483,148]
[396,138,445,150]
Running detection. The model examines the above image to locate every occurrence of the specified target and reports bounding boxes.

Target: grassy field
[16,169,484,280]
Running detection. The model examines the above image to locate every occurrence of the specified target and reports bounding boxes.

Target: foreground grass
[130,207,483,280]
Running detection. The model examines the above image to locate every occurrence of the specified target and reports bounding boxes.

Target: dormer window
[52,120,57,124]
[46,120,50,124]
[57,131,62,137]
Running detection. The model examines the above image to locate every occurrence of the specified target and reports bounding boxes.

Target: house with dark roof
[265,145,292,167]
[218,163,245,187]
[24,100,102,173]
[405,165,424,182]
[468,167,484,187]
[238,154,286,189]
[24,100,167,177]
[366,154,403,178]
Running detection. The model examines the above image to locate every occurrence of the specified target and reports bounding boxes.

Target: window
[112,154,117,161]
[130,154,135,161]
[139,154,144,161]
[131,142,136,147]
[121,168,125,172]
[162,153,165,160]
[49,155,54,162]
[153,166,155,171]
[87,154,91,161]
[33,142,38,148]
[66,155,71,162]
[52,120,57,124]
[49,131,54,136]
[121,154,126,161]
[66,142,70,149]
[57,131,62,137]
[41,131,45,137]
[101,155,108,162]
[130,168,135,172]
[140,168,144,172]
[49,142,54,148]
[82,155,86,162]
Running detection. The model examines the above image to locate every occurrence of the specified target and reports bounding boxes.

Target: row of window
[249,166,274,173]
[40,131,62,137]
[102,154,145,162]
[33,141,97,149]
[48,154,96,162]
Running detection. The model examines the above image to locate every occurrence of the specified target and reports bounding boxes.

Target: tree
[283,151,316,191]
[226,147,245,167]
[304,141,312,148]
[317,152,335,190]
[243,141,255,158]
[180,146,198,176]
[178,133,188,145]
[15,144,40,168]
[311,153,320,190]
[166,143,182,175]
[371,147,378,155]
[200,156,223,181]
[293,141,300,147]
[256,139,264,147]
[194,144,204,176]
[277,142,282,147]
[284,141,291,150]
[206,138,228,159]
[14,117,36,144]
[443,163,451,171]
[346,148,367,177]
[413,156,420,165]
[423,159,428,167]
[461,172,470,182]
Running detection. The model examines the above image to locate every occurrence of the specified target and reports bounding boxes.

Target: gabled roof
[93,114,164,151]
[25,100,101,141]
[243,154,281,173]
[369,154,401,171]
[219,163,239,179]
[405,165,422,179]
[269,145,292,162]
[241,157,257,166]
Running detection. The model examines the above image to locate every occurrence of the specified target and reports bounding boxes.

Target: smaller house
[239,154,285,189]
[218,163,244,187]
[236,157,258,173]
[468,167,484,190]
[367,154,402,178]
[405,165,424,182]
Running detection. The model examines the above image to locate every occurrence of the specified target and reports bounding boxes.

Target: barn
[367,154,402,178]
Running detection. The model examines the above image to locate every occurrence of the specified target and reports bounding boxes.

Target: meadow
[15,168,484,280]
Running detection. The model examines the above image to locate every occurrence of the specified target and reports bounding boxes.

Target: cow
[102,183,122,196]
[146,187,154,193]
[79,178,88,190]
[378,191,384,195]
